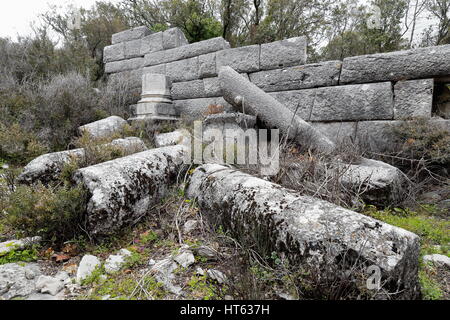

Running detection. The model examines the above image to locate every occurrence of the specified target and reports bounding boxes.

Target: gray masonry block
[269,89,316,120]
[166,57,199,82]
[260,36,307,70]
[310,122,358,145]
[144,37,230,67]
[162,28,189,50]
[340,44,450,84]
[124,39,143,59]
[216,45,260,73]
[171,74,250,100]
[173,97,233,120]
[394,79,434,119]
[355,119,450,152]
[105,57,144,74]
[112,26,152,44]
[199,52,217,78]
[103,43,125,63]
[140,32,164,56]
[143,64,166,76]
[171,80,205,100]
[203,77,222,97]
[311,82,394,121]
[249,61,342,92]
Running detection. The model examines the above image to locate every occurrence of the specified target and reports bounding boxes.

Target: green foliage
[363,206,450,247]
[0,247,40,265]
[84,273,167,300]
[0,123,48,165]
[187,275,218,300]
[419,269,444,300]
[3,183,88,244]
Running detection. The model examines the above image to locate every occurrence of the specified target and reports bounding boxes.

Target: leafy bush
[0,123,47,164]
[3,183,88,244]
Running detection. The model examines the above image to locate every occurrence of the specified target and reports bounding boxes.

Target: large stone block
[216,45,260,73]
[310,122,358,145]
[394,79,434,119]
[166,57,199,82]
[249,61,342,92]
[103,43,125,63]
[124,39,143,59]
[187,164,421,299]
[73,145,187,237]
[203,77,222,97]
[269,89,316,119]
[311,82,394,121]
[144,37,230,67]
[171,80,205,100]
[174,97,233,120]
[143,64,166,76]
[199,52,217,78]
[140,32,164,56]
[162,28,189,50]
[220,66,335,153]
[340,44,450,84]
[105,57,144,74]
[78,116,128,139]
[260,36,307,70]
[112,26,152,44]
[355,119,450,152]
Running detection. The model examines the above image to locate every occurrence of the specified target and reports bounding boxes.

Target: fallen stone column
[219,66,336,153]
[17,137,148,184]
[187,164,420,299]
[340,44,450,84]
[73,145,187,237]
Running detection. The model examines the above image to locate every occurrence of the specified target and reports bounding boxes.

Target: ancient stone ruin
[5,25,450,301]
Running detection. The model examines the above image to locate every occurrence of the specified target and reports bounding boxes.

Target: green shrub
[4,183,88,244]
[0,247,39,265]
[0,123,48,164]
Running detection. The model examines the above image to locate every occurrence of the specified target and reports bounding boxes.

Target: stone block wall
[105,27,450,147]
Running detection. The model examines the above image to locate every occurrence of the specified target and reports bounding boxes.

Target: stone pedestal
[129,73,179,121]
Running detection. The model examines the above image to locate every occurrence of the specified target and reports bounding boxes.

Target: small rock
[193,246,217,260]
[224,295,234,300]
[196,267,205,276]
[0,263,42,300]
[174,251,195,268]
[54,271,69,282]
[423,254,450,268]
[149,259,156,266]
[35,276,64,296]
[0,237,42,257]
[104,255,126,274]
[76,255,101,284]
[151,258,183,296]
[183,220,199,234]
[119,249,132,257]
[207,269,227,284]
